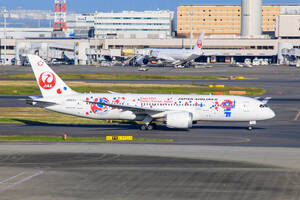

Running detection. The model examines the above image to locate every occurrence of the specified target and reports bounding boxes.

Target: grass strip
[0,135,172,143]
[0,107,123,125]
[0,81,266,96]
[4,73,230,80]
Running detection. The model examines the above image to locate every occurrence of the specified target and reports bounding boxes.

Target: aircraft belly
[45,105,136,121]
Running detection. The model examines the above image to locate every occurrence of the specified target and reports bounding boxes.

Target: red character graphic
[39,72,56,90]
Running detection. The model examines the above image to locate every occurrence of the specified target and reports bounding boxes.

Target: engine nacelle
[166,112,193,129]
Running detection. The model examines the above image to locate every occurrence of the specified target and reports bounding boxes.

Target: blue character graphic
[221,100,235,117]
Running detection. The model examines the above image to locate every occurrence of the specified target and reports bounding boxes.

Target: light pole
[3,8,8,65]
[190,10,194,50]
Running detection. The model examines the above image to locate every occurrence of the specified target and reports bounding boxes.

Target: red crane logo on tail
[39,72,56,90]
[197,39,203,49]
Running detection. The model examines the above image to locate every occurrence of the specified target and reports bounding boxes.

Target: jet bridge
[281,48,300,67]
[16,42,75,65]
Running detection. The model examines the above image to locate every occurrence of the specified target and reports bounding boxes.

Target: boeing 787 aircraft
[27,55,275,130]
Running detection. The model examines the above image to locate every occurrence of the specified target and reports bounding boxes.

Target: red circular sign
[197,40,203,48]
[39,72,56,90]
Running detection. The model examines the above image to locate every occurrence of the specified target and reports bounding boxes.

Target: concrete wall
[276,15,300,38]
[177,5,300,38]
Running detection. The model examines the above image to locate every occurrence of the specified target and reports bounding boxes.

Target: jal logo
[197,40,203,48]
[37,60,44,67]
[39,72,56,90]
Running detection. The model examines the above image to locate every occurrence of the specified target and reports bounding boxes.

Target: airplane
[26,54,275,131]
[135,31,219,67]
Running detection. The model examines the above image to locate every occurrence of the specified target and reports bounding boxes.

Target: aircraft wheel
[248,126,253,130]
[147,123,157,131]
[140,125,148,131]
[147,125,153,131]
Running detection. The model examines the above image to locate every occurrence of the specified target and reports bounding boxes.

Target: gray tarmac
[0,64,300,199]
[0,150,300,200]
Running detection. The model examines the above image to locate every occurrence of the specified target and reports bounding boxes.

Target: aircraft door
[76,100,85,115]
[243,101,250,112]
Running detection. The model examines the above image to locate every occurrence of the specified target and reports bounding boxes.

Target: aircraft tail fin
[27,55,77,97]
[193,31,205,52]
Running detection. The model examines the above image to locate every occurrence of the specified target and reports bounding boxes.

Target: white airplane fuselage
[36,93,275,122]
[138,32,211,66]
[27,54,275,130]
[150,49,201,62]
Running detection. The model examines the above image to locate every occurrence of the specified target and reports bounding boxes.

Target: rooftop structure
[67,13,95,38]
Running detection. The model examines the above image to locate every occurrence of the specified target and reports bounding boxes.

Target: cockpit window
[260,104,268,108]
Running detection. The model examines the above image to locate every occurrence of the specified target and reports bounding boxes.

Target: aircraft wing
[172,53,202,66]
[254,97,272,105]
[203,52,223,56]
[156,54,176,62]
[86,101,166,113]
[135,55,146,65]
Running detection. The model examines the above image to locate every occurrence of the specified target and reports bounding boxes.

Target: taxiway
[0,64,299,199]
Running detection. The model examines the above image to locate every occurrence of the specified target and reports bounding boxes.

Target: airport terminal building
[67,10,174,39]
[177,4,300,38]
[0,3,300,65]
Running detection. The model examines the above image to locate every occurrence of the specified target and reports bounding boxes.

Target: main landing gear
[140,115,156,131]
[248,121,256,130]
[140,123,157,131]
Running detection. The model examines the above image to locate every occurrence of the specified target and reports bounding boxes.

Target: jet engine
[136,56,149,66]
[166,112,193,129]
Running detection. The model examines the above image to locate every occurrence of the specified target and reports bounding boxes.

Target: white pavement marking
[0,172,25,184]
[294,111,300,121]
[0,171,44,193]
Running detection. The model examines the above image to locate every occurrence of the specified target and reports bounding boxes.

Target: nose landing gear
[248,121,256,130]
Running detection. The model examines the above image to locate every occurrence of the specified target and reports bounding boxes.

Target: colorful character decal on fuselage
[221,100,236,117]
[86,97,125,115]
[90,97,110,114]
[210,100,236,117]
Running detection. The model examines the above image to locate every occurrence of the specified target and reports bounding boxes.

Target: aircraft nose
[267,108,276,119]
